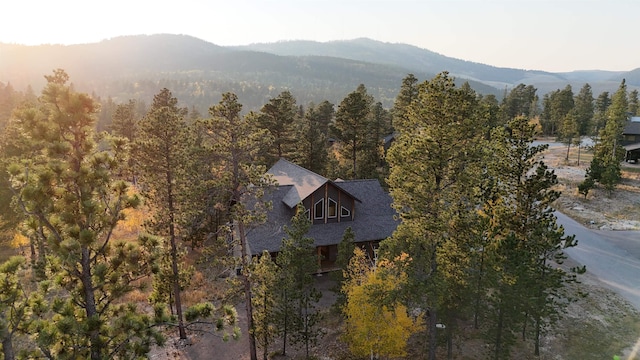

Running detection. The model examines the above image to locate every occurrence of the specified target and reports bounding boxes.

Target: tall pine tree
[133,88,191,339]
[9,69,162,359]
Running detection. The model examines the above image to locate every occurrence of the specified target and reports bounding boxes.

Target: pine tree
[257,91,298,166]
[198,92,273,360]
[133,88,191,340]
[383,72,487,360]
[558,110,579,161]
[0,256,31,360]
[275,205,322,357]
[580,80,628,196]
[290,103,329,175]
[542,85,574,137]
[8,69,163,359]
[593,91,612,135]
[573,84,594,164]
[332,85,371,179]
[628,89,639,116]
[483,116,581,358]
[574,83,594,137]
[251,251,279,360]
[500,83,538,123]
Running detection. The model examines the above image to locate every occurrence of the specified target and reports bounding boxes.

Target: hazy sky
[2,0,638,73]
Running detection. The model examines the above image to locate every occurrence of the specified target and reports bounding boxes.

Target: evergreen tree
[392,74,419,130]
[198,92,273,360]
[483,116,581,358]
[382,72,487,360]
[257,91,298,166]
[275,205,322,357]
[0,256,31,360]
[290,103,329,175]
[593,91,612,135]
[574,83,594,137]
[542,85,574,136]
[500,83,538,123]
[364,101,391,177]
[580,80,628,196]
[109,99,138,141]
[573,84,594,164]
[251,251,279,360]
[557,110,579,161]
[133,88,191,340]
[329,227,356,307]
[332,85,372,179]
[628,89,639,116]
[109,99,139,183]
[315,100,335,139]
[8,69,163,359]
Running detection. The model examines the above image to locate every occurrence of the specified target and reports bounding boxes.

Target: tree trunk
[169,224,187,339]
[352,141,357,180]
[282,290,288,356]
[534,317,541,356]
[167,171,187,340]
[429,308,437,360]
[428,246,438,360]
[1,324,15,360]
[447,325,453,359]
[494,305,504,360]
[238,220,258,360]
[565,142,571,161]
[81,247,102,360]
[474,251,485,329]
[577,143,581,166]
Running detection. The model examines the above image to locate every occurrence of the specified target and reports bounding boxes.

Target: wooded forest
[0,68,637,360]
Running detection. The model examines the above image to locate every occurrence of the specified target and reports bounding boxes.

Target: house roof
[624,117,640,135]
[267,158,360,207]
[624,142,640,151]
[246,178,399,255]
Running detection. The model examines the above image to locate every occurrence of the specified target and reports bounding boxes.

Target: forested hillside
[5,34,637,116]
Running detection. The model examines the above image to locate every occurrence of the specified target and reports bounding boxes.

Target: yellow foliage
[342,251,423,358]
[10,233,29,249]
[114,205,146,240]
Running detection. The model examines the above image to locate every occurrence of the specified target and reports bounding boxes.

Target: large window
[328,198,337,218]
[314,199,324,219]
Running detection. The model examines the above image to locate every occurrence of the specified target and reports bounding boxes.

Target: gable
[266,158,360,208]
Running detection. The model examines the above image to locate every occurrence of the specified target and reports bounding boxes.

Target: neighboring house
[623,116,640,145]
[623,117,640,162]
[246,158,399,272]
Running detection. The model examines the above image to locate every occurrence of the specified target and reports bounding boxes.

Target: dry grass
[545,145,640,230]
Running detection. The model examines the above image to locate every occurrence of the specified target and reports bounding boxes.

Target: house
[623,117,640,162]
[246,159,399,272]
[623,116,640,145]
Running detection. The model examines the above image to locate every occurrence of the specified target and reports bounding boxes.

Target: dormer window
[328,198,337,218]
[341,206,351,217]
[314,199,325,219]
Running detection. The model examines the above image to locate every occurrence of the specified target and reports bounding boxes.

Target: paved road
[558,212,640,310]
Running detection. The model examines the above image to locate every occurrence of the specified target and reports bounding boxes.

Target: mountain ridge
[1,34,637,112]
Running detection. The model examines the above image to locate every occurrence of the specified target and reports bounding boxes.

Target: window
[314,199,324,219]
[341,206,351,217]
[328,198,337,218]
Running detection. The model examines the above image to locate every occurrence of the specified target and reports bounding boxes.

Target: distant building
[623,116,640,145]
[246,159,398,271]
[623,117,640,162]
